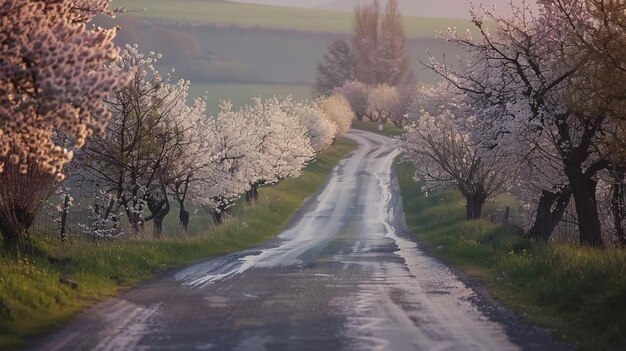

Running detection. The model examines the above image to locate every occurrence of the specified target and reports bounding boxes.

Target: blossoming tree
[398,84,510,219]
[0,0,129,246]
[317,94,355,136]
[426,0,626,247]
[80,46,205,236]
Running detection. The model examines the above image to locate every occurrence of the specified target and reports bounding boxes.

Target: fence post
[59,194,70,241]
[504,206,510,225]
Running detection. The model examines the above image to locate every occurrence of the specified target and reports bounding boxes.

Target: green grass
[351,120,406,137]
[0,137,356,349]
[113,0,473,38]
[189,82,312,116]
[396,161,626,351]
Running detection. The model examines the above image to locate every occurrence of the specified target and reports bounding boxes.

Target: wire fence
[29,203,91,240]
[29,189,584,244]
[28,197,217,242]
[489,203,580,243]
[551,209,580,243]
[488,206,526,229]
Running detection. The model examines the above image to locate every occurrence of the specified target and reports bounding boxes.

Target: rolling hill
[318,0,540,18]
[113,0,472,37]
[230,0,540,19]
[109,0,466,112]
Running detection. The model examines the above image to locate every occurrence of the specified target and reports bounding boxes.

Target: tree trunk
[246,185,259,203]
[569,176,604,248]
[0,206,35,251]
[177,173,192,234]
[0,223,22,248]
[126,211,143,234]
[465,194,485,220]
[610,164,626,246]
[147,198,170,238]
[391,116,405,128]
[208,197,232,225]
[124,193,145,234]
[611,180,626,246]
[210,208,224,224]
[153,211,167,238]
[365,112,378,122]
[179,206,190,234]
[529,190,571,241]
[219,203,232,221]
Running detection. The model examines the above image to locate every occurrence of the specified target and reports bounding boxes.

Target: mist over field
[99,16,459,83]
[232,0,540,18]
[101,0,466,113]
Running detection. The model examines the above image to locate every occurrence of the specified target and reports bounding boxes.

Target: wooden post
[59,194,70,241]
[504,206,510,226]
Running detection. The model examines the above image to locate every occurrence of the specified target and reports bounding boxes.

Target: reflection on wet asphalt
[30,130,570,351]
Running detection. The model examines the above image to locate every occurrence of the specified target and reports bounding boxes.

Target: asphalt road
[29,130,569,351]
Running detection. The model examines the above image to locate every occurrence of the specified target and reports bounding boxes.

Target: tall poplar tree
[352,0,380,84]
[378,0,411,85]
[351,0,412,86]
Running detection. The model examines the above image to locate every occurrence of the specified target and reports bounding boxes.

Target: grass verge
[0,136,356,349]
[396,161,626,351]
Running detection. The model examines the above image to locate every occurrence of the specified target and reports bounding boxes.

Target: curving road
[29,130,568,351]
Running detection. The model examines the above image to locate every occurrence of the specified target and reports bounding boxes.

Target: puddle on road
[92,301,163,351]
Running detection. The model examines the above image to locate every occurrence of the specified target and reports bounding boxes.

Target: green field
[147,25,455,84]
[188,82,312,115]
[0,137,356,349]
[108,1,463,85]
[113,0,472,38]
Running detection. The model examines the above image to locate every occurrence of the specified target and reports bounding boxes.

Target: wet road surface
[30,130,569,351]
